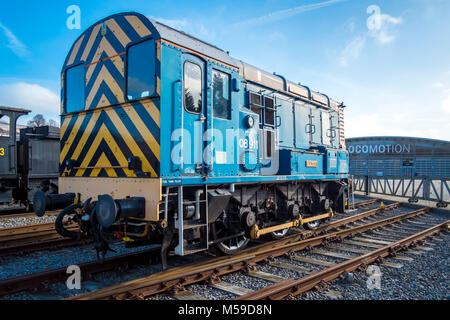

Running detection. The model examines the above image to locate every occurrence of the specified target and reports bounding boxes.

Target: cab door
[181,54,206,175]
[208,66,237,177]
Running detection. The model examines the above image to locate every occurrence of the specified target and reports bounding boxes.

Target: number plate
[306,160,318,168]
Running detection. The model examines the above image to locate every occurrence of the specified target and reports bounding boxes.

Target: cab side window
[66,64,85,113]
[212,70,231,120]
[127,39,156,100]
[184,62,202,114]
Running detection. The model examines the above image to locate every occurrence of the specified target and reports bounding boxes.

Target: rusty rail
[237,220,449,300]
[352,198,380,208]
[0,247,161,296]
[69,205,429,300]
[0,221,80,257]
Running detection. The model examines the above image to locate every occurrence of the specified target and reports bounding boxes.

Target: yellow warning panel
[59,177,161,221]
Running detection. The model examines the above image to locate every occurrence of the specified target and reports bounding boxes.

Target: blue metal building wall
[347,137,450,206]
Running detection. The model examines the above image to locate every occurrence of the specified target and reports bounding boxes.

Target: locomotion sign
[348,144,411,155]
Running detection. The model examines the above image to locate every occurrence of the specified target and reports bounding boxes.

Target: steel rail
[0,247,161,296]
[237,219,450,300]
[0,221,80,257]
[0,223,78,244]
[69,205,428,300]
[0,223,61,242]
[352,198,380,208]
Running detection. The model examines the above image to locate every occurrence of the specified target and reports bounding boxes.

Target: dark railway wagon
[0,106,60,209]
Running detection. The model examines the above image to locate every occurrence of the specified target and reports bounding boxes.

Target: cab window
[264,97,275,126]
[66,64,85,113]
[249,92,262,123]
[127,39,156,100]
[212,70,231,120]
[184,62,202,114]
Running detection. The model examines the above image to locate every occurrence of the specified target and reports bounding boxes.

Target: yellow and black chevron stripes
[86,66,124,109]
[81,24,101,62]
[60,99,160,178]
[74,123,134,177]
[86,36,124,83]
[105,18,131,47]
[156,40,161,96]
[124,15,152,37]
[67,34,85,66]
[63,13,159,110]
[64,13,154,70]
[61,13,161,178]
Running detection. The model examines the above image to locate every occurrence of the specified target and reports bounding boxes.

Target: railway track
[64,205,447,300]
[0,220,81,257]
[0,200,390,297]
[236,220,448,300]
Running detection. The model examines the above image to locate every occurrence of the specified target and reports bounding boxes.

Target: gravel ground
[302,232,449,300]
[0,215,57,229]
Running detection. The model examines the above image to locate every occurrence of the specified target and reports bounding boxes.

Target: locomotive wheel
[303,219,322,230]
[270,228,289,239]
[211,221,249,255]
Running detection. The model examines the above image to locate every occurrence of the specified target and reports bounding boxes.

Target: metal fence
[352,175,449,207]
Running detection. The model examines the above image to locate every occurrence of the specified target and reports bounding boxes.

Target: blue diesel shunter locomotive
[34,12,349,264]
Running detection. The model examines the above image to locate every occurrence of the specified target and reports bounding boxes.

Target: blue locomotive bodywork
[42,12,349,259]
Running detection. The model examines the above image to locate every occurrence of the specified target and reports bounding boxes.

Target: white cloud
[432,82,445,89]
[338,6,402,67]
[366,5,402,44]
[268,31,288,42]
[346,111,449,140]
[0,21,30,58]
[233,0,348,27]
[0,82,60,116]
[339,36,365,66]
[348,21,356,33]
[442,95,450,114]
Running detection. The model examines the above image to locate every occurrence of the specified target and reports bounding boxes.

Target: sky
[0,0,449,140]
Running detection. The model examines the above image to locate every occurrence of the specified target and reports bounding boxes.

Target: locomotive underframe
[112,179,348,256]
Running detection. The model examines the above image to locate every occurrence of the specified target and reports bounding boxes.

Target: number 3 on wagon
[0,147,5,156]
